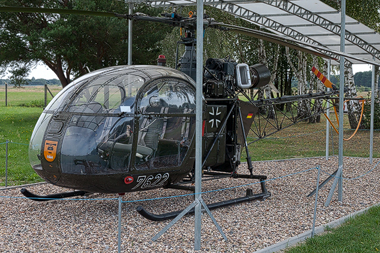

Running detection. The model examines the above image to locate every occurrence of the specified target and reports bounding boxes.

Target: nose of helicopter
[28,65,197,193]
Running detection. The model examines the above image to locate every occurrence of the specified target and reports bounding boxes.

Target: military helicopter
[1,6,375,221]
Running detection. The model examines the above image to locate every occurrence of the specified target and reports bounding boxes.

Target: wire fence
[0,84,58,107]
[0,138,379,252]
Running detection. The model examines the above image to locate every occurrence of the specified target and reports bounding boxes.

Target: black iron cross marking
[209,106,221,128]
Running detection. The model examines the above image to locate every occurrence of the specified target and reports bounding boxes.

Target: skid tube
[20,188,87,201]
[136,173,271,221]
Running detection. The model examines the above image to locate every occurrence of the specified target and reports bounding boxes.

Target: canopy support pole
[128,3,133,65]
[325,0,345,206]
[326,59,331,160]
[194,0,204,249]
[151,2,227,249]
[370,60,375,164]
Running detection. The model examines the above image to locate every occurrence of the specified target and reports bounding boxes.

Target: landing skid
[136,173,271,221]
[20,188,87,201]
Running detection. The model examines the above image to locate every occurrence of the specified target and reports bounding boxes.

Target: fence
[0,137,380,252]
[1,84,59,107]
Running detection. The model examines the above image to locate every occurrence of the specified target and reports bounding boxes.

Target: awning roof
[127,0,380,65]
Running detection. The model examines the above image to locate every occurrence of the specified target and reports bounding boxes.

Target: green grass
[0,85,61,107]
[0,85,62,186]
[246,115,380,162]
[0,106,45,185]
[286,205,380,253]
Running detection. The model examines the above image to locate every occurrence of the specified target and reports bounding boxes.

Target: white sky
[352,64,372,74]
[28,63,57,79]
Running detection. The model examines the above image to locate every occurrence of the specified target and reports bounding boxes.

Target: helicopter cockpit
[29,65,196,189]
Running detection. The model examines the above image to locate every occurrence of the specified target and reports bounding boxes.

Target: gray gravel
[1,156,379,252]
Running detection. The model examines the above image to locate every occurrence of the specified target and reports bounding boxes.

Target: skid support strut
[137,172,270,221]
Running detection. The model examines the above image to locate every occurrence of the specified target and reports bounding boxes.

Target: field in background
[0,85,62,107]
[0,86,379,186]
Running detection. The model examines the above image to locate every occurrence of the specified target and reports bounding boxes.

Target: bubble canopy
[28,65,197,192]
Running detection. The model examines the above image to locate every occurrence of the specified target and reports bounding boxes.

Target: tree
[0,0,172,88]
[286,47,311,119]
[9,66,29,87]
[322,0,380,33]
[321,0,380,128]
[345,62,365,129]
[309,55,325,123]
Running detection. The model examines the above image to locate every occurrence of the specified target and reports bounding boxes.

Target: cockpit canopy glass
[29,65,196,176]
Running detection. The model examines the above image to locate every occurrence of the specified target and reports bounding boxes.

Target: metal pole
[311,167,321,237]
[337,0,346,202]
[5,82,7,107]
[152,4,224,248]
[5,140,9,187]
[128,3,133,66]
[325,0,345,206]
[370,63,375,164]
[44,84,47,107]
[194,0,204,250]
[127,3,133,98]
[326,60,331,160]
[118,196,122,253]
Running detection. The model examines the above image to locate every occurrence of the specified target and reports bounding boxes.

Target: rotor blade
[214,23,380,67]
[0,7,188,26]
[0,6,118,17]
[311,66,335,90]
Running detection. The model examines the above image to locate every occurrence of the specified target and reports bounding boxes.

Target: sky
[352,64,372,74]
[28,63,57,79]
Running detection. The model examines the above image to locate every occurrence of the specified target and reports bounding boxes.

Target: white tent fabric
[128,0,380,64]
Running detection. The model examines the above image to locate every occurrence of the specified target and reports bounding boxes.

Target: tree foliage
[354,71,380,88]
[322,0,380,33]
[362,97,380,129]
[0,0,172,87]
[8,64,29,87]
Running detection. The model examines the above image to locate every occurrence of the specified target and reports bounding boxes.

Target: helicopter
[1,6,376,221]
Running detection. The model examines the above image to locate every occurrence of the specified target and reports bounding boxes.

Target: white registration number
[131,173,170,190]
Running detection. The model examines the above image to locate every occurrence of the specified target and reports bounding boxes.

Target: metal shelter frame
[125,0,379,249]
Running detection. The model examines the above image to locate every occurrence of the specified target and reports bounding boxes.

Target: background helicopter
[1,6,373,220]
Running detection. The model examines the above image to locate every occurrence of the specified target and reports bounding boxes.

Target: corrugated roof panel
[317,12,357,24]
[345,24,374,34]
[268,15,313,26]
[296,0,336,13]
[238,3,287,16]
[291,26,334,36]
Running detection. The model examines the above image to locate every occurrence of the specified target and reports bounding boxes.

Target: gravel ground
[1,156,379,252]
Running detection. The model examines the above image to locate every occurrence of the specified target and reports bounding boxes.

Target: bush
[362,97,380,129]
[18,100,45,108]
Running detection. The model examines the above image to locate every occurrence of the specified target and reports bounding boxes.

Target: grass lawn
[286,205,380,253]
[0,85,61,186]
[246,112,380,161]
[0,85,61,107]
[0,106,45,185]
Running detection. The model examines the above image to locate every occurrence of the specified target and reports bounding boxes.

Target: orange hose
[333,105,339,126]
[324,97,365,141]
